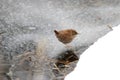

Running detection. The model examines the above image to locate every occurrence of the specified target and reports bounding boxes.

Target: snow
[65,25,120,80]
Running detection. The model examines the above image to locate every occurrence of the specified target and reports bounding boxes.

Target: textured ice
[0,0,120,80]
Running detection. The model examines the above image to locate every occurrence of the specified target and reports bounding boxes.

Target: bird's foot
[65,44,73,50]
[65,45,75,51]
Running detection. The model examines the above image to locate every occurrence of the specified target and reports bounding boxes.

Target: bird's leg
[65,44,75,51]
[65,44,73,50]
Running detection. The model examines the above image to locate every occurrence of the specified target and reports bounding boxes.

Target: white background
[65,25,120,80]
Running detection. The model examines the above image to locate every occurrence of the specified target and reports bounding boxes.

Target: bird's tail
[54,30,59,34]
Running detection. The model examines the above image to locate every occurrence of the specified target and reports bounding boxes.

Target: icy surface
[0,0,120,80]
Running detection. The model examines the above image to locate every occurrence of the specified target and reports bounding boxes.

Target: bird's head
[71,30,78,35]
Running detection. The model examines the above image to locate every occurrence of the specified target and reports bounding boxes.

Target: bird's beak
[77,33,80,35]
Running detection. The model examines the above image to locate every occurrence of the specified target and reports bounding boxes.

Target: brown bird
[54,29,78,44]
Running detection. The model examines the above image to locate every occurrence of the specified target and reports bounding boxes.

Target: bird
[54,29,78,45]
